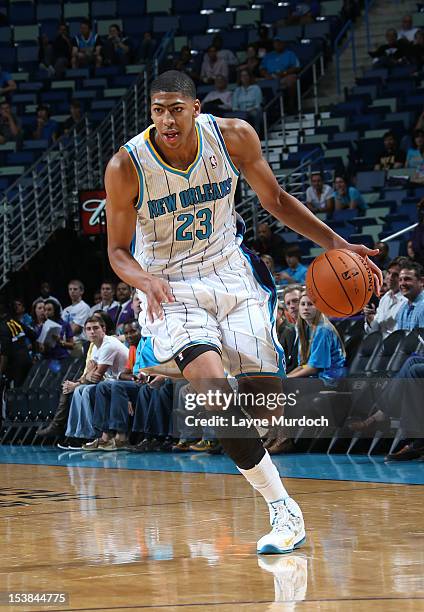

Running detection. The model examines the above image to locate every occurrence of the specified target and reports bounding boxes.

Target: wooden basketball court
[1,453,423,611]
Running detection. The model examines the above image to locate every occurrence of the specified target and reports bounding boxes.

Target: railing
[335,20,356,95]
[381,223,418,243]
[262,52,325,160]
[236,148,323,242]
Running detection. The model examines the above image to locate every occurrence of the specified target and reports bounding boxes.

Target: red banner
[80,190,107,235]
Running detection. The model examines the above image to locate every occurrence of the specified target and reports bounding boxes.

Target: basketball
[306,249,374,318]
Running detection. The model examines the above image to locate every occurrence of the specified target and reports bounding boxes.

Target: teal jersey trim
[144,122,204,179]
[208,114,240,177]
[123,144,144,211]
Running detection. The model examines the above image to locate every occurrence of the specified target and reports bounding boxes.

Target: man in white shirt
[200,45,229,83]
[90,280,119,316]
[363,257,407,337]
[212,34,238,66]
[201,75,233,114]
[62,316,129,448]
[398,15,418,42]
[305,173,334,214]
[62,279,91,340]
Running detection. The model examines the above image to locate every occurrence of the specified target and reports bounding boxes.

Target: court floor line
[17,595,424,612]
[0,483,414,521]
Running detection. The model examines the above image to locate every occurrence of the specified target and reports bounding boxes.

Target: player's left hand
[339,242,383,297]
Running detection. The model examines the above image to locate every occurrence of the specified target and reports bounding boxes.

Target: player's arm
[220,118,383,292]
[105,149,174,322]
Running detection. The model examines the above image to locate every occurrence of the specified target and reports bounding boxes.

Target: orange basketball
[306,249,374,318]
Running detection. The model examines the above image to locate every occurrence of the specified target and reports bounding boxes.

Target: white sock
[237,450,289,505]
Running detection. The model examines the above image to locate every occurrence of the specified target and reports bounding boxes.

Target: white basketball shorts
[134,247,286,379]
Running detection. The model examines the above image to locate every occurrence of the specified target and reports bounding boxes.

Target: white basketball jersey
[122,113,240,281]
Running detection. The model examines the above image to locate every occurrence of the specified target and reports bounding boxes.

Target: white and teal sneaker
[257,497,305,555]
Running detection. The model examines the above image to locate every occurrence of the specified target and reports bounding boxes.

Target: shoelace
[272,501,302,534]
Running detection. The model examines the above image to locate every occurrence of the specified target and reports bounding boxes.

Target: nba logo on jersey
[210,155,218,169]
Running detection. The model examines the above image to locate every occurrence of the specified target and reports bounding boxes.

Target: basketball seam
[324,251,354,316]
[310,258,350,316]
[341,250,370,311]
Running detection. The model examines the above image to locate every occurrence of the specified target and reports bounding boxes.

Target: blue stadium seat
[174,0,201,12]
[220,29,248,51]
[153,15,180,32]
[23,140,49,151]
[208,12,235,30]
[6,152,35,166]
[263,5,290,22]
[92,0,117,18]
[37,4,62,20]
[182,14,208,36]
[275,25,303,41]
[349,234,374,248]
[40,21,59,41]
[1,47,17,69]
[16,46,39,64]
[202,0,226,8]
[0,27,12,44]
[304,21,331,39]
[117,0,146,16]
[9,2,35,24]
[355,170,386,192]
[191,33,214,51]
[123,16,152,36]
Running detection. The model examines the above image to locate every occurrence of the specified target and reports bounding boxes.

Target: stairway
[305,0,418,109]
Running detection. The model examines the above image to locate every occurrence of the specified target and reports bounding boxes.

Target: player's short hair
[150,70,196,100]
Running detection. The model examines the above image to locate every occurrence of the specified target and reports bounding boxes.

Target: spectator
[405,129,424,181]
[36,281,62,310]
[30,298,46,339]
[276,245,308,286]
[93,290,102,305]
[90,281,119,316]
[52,23,73,77]
[32,105,58,144]
[267,292,346,454]
[407,239,416,261]
[232,69,263,133]
[138,31,156,62]
[261,254,275,275]
[62,279,91,341]
[37,311,114,438]
[374,131,406,170]
[398,15,418,42]
[369,29,411,67]
[101,24,131,66]
[254,25,273,58]
[82,321,143,451]
[372,241,391,270]
[395,262,424,330]
[212,34,238,67]
[333,176,368,213]
[286,1,320,25]
[259,37,300,112]
[62,99,83,136]
[411,198,424,266]
[409,29,424,71]
[305,172,334,214]
[363,257,408,338]
[131,376,174,452]
[11,299,32,328]
[277,284,303,373]
[0,101,21,144]
[237,45,261,79]
[0,65,16,100]
[71,19,102,69]
[112,281,135,334]
[250,222,286,269]
[38,33,55,77]
[201,75,232,115]
[0,299,32,387]
[200,45,229,84]
[131,291,141,319]
[288,292,346,382]
[40,298,74,361]
[62,316,129,448]
[173,46,199,83]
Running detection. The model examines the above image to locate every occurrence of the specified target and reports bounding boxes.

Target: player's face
[399,269,423,300]
[299,295,317,322]
[150,92,200,149]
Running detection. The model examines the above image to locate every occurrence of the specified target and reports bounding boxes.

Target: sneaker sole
[257,534,306,555]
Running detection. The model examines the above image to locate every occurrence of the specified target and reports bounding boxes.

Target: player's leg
[180,348,305,554]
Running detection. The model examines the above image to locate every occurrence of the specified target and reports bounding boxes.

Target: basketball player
[105,71,382,554]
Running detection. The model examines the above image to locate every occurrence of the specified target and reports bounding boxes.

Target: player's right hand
[143,277,175,323]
